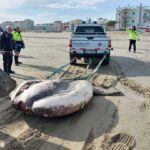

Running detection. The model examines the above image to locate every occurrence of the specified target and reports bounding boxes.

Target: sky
[0,0,149,24]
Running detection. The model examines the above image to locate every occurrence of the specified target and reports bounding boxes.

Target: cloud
[45,0,108,9]
[0,11,72,24]
[0,0,25,9]
[33,12,73,23]
[0,0,110,24]
[0,12,29,22]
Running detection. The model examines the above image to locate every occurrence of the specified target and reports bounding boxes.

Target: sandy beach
[0,31,150,150]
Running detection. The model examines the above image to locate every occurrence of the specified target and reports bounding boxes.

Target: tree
[106,20,117,31]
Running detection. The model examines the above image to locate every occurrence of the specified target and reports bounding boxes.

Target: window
[75,26,105,35]
[132,20,135,23]
[132,12,135,15]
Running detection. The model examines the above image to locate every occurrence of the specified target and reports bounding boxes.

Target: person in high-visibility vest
[12,26,25,65]
[126,26,140,53]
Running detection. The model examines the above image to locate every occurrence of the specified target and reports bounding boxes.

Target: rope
[72,55,107,81]
[74,63,90,80]
[86,55,107,81]
[48,54,107,81]
[47,58,76,79]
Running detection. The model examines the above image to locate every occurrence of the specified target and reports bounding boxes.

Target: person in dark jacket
[0,27,4,33]
[0,27,4,49]
[0,26,15,74]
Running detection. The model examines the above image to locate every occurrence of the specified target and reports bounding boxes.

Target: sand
[0,31,150,150]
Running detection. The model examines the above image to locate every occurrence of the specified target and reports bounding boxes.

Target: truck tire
[103,54,110,65]
[70,55,76,65]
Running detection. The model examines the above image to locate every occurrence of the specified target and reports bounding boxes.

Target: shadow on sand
[21,64,58,73]
[24,96,119,143]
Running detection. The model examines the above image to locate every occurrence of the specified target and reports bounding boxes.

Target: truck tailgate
[72,35,109,50]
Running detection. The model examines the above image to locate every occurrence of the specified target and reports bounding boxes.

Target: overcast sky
[0,0,149,24]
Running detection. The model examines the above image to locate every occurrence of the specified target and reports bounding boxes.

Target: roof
[77,24,102,27]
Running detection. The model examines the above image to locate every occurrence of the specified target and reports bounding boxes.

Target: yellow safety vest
[126,29,139,40]
[12,31,23,41]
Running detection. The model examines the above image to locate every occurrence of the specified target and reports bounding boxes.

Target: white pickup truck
[69,22,112,65]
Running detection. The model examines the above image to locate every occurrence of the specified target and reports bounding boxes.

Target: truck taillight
[95,48,101,50]
[69,40,72,48]
[80,48,85,50]
[108,40,111,48]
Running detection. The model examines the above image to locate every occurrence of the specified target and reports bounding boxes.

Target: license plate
[84,50,96,54]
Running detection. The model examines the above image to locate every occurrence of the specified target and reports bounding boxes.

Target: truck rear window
[75,26,105,35]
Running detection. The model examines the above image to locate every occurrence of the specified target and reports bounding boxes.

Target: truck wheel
[70,55,76,65]
[103,54,110,65]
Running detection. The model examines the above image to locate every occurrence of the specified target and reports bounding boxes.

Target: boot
[15,56,22,65]
[17,56,22,64]
[14,56,18,65]
[7,67,15,74]
[8,70,15,74]
[17,61,22,64]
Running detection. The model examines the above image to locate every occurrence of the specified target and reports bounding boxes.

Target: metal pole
[139,3,142,27]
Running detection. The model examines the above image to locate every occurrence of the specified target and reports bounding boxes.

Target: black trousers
[129,39,136,52]
[3,52,13,72]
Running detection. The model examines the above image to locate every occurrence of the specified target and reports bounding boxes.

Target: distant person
[13,26,25,65]
[0,26,15,74]
[127,26,140,53]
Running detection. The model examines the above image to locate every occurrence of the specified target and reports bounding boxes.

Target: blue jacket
[1,31,13,51]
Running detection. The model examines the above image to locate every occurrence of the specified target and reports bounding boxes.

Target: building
[116,4,150,30]
[21,19,34,31]
[1,21,15,30]
[69,21,75,32]
[69,19,82,32]
[34,23,55,32]
[14,21,24,30]
[14,19,34,31]
[34,24,46,32]
[63,22,69,31]
[34,21,63,32]
[22,19,34,31]
[97,18,108,30]
[98,18,108,25]
[53,21,63,32]
[43,23,54,32]
[74,19,82,28]
[1,19,34,31]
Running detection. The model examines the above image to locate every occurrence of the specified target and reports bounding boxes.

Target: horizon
[0,0,149,24]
